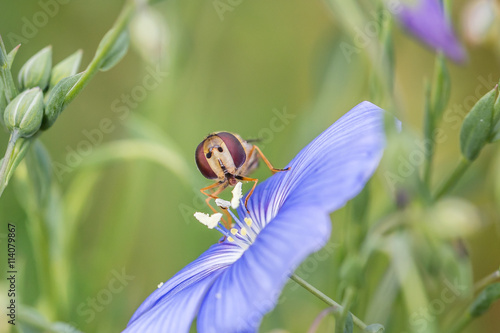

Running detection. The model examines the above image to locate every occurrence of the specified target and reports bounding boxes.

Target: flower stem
[64,0,136,105]
[290,274,368,330]
[0,129,20,197]
[474,269,500,293]
[434,157,471,200]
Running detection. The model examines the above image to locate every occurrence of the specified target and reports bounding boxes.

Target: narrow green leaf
[25,140,52,208]
[0,35,8,68]
[98,30,129,71]
[0,76,6,125]
[7,44,20,68]
[364,324,385,333]
[0,36,19,102]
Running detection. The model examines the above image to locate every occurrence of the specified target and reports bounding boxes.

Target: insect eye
[218,147,223,152]
[206,152,212,159]
[216,132,246,168]
[196,142,217,179]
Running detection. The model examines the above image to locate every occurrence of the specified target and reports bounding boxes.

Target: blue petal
[197,204,331,332]
[396,0,466,63]
[239,101,387,228]
[124,273,219,332]
[126,243,243,332]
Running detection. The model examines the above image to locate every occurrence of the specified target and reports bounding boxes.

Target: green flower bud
[18,46,52,90]
[364,324,385,333]
[130,7,169,64]
[4,88,44,137]
[49,49,83,88]
[469,282,500,317]
[42,72,82,130]
[425,198,481,239]
[460,85,497,161]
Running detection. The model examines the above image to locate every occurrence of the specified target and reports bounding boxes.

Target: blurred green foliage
[0,0,499,332]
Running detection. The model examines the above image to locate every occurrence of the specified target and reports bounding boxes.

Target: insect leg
[236,176,258,213]
[251,145,290,173]
[200,182,232,228]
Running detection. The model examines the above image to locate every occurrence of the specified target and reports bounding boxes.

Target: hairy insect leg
[250,145,290,173]
[236,176,259,213]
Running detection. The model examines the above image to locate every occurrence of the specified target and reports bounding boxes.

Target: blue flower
[395,0,466,62]
[124,101,389,332]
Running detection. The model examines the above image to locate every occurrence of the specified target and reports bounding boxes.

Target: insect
[195,131,289,223]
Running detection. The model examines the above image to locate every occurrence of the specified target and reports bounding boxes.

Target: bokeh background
[0,0,499,332]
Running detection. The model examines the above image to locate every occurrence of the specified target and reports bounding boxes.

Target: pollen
[194,212,223,229]
[227,236,235,242]
[231,182,243,208]
[157,282,164,288]
[244,217,253,227]
[240,227,247,236]
[230,228,238,235]
[215,198,231,209]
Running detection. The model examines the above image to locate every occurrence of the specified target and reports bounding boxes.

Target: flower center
[193,182,261,249]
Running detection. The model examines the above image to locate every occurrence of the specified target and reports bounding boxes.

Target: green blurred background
[0,0,499,332]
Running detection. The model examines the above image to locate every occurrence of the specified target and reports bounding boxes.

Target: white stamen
[194,212,223,229]
[215,198,231,209]
[244,217,253,227]
[240,227,247,236]
[231,182,243,209]
[157,282,164,288]
[230,228,238,235]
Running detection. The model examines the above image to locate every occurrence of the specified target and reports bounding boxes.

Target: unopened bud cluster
[0,41,83,137]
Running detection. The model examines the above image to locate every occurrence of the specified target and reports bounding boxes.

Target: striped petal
[240,101,387,228]
[126,243,243,332]
[198,204,331,332]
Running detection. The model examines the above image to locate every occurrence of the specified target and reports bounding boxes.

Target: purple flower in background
[124,102,389,333]
[395,0,467,62]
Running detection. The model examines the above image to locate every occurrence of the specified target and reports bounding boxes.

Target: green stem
[64,0,136,105]
[0,129,20,196]
[290,274,368,330]
[474,269,500,293]
[337,286,356,332]
[423,79,434,187]
[434,157,471,200]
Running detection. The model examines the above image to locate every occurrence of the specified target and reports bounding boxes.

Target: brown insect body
[196,131,288,226]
